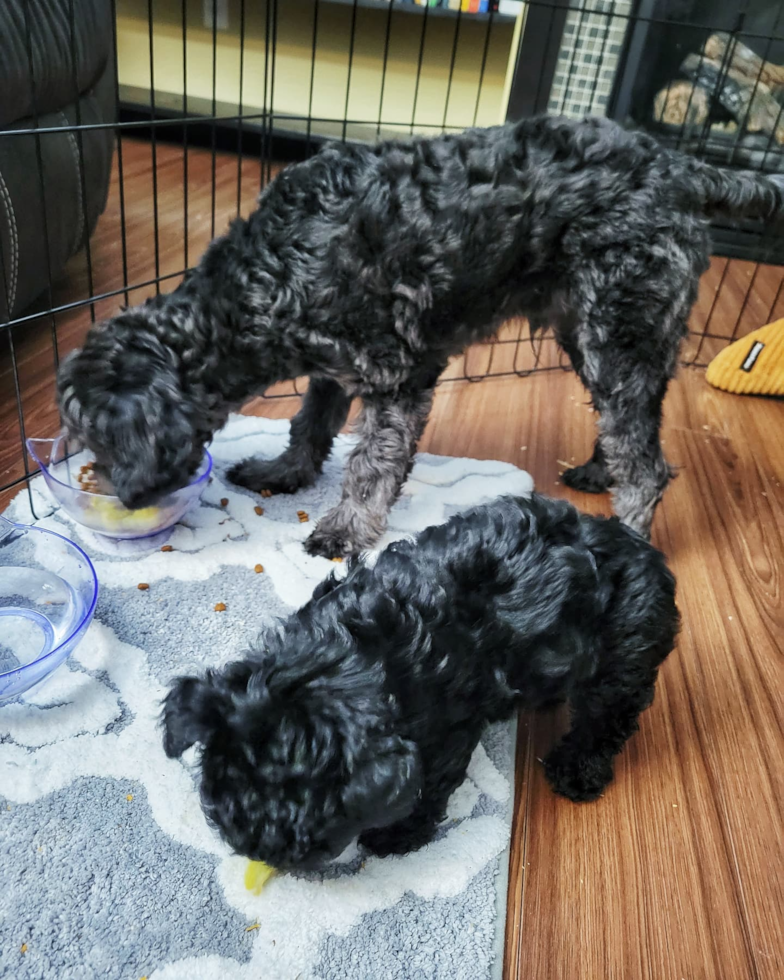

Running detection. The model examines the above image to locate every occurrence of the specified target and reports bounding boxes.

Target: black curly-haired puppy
[162,494,678,868]
[57,116,784,557]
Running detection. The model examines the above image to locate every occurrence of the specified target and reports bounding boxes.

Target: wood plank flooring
[1,139,782,979]
[251,368,784,980]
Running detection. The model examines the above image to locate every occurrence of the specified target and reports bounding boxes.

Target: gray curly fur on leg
[305,384,435,558]
[229,377,352,494]
[562,440,614,495]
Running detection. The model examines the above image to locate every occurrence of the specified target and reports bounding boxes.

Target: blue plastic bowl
[0,516,98,702]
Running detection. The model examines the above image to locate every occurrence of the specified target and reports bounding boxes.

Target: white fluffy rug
[0,415,534,980]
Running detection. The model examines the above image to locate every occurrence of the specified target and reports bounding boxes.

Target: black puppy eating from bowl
[57,116,784,557]
[162,494,679,869]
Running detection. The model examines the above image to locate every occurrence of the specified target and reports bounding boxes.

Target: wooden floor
[1,140,782,979]
[253,369,784,980]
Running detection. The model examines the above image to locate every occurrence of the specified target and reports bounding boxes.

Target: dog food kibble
[297,510,309,523]
[254,505,264,516]
[76,461,109,495]
[214,602,227,612]
[77,464,99,493]
[331,557,344,563]
[137,583,150,591]
[261,489,273,498]
[161,545,174,552]
[220,498,229,507]
[254,564,264,574]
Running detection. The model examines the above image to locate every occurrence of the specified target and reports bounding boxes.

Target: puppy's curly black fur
[58,115,784,553]
[162,494,679,868]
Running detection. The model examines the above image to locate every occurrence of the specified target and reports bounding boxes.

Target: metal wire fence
[1,0,783,504]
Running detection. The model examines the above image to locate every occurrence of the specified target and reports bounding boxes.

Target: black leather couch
[0,0,115,322]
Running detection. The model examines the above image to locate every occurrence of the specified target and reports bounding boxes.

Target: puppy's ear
[57,322,198,509]
[162,675,229,758]
[106,381,194,508]
[341,736,422,828]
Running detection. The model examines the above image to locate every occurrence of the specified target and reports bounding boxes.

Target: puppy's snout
[121,488,156,510]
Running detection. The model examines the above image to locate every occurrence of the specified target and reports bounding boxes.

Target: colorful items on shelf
[345,1,514,14]
[409,1,503,10]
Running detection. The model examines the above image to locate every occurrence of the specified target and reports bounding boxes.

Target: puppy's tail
[678,157,784,221]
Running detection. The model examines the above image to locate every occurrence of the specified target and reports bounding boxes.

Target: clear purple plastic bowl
[0,515,98,702]
[26,433,212,540]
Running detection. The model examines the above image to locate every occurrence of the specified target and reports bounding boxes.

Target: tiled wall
[547,0,633,116]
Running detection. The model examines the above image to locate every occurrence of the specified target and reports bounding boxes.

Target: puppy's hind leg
[562,296,686,538]
[229,377,351,494]
[554,329,613,494]
[304,379,437,558]
[600,381,674,539]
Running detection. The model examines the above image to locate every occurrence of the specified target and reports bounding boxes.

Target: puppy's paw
[304,526,355,560]
[561,460,613,494]
[359,823,435,858]
[228,456,313,495]
[305,507,381,559]
[542,744,614,802]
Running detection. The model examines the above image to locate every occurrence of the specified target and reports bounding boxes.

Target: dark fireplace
[609,1,784,262]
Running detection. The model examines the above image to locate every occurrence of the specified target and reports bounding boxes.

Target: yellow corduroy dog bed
[706,319,784,396]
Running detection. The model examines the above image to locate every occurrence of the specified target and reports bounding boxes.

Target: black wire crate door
[609,0,784,263]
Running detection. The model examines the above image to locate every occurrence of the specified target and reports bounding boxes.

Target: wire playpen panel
[2,0,783,504]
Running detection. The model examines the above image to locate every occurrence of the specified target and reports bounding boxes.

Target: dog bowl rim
[0,516,99,683]
[26,432,214,501]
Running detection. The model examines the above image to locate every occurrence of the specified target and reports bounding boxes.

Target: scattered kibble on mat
[297,510,309,523]
[245,860,275,894]
[331,557,343,563]
[214,602,227,612]
[245,923,260,933]
[126,794,133,802]
[137,583,149,591]
[220,498,229,507]
[254,505,264,516]
[161,545,174,552]
[254,564,264,574]
[261,489,273,498]
[20,944,27,954]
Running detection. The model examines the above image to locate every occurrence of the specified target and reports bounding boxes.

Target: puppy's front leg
[359,800,443,858]
[229,377,351,494]
[543,669,659,802]
[360,729,482,857]
[305,384,435,558]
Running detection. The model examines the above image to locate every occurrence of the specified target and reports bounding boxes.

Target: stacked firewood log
[654,32,784,145]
